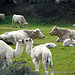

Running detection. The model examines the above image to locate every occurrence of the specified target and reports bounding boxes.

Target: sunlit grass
[0,16,75,75]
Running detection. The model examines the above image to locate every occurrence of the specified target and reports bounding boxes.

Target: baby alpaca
[44,43,57,48]
[0,39,25,68]
[63,39,75,46]
[25,38,53,75]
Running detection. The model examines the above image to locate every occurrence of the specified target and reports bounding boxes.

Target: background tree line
[0,0,75,23]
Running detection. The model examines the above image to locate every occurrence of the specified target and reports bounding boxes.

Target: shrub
[0,60,39,75]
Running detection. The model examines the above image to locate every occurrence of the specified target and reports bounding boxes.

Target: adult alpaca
[12,14,28,28]
[0,39,25,68]
[0,28,45,45]
[25,38,53,75]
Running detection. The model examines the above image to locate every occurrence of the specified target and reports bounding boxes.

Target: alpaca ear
[22,39,24,43]
[55,26,58,30]
[54,26,57,28]
[36,28,40,32]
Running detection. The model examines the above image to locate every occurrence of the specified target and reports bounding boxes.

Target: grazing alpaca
[25,38,53,75]
[0,39,25,68]
[12,14,28,28]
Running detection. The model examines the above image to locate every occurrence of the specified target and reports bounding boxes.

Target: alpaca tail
[47,57,53,74]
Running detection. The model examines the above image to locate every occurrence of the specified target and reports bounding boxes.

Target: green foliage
[0,16,75,75]
[0,61,39,75]
[0,15,12,25]
[0,0,75,23]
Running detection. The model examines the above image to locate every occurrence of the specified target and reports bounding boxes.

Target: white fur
[44,43,57,48]
[0,29,45,45]
[63,39,75,46]
[72,23,75,27]
[55,0,60,3]
[0,14,5,19]
[25,38,53,75]
[0,39,25,68]
[12,14,28,28]
[55,0,71,3]
[13,0,17,3]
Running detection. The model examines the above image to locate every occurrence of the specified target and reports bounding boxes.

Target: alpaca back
[31,45,52,59]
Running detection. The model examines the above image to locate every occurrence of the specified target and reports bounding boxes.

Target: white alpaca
[63,39,75,46]
[12,14,28,28]
[0,39,25,68]
[24,38,53,75]
[44,43,57,48]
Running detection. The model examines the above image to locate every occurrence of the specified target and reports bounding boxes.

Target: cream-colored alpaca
[0,39,25,68]
[12,14,28,28]
[63,39,75,46]
[25,38,53,75]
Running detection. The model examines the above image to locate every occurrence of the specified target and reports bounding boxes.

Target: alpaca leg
[24,24,27,28]
[43,61,48,75]
[21,24,23,28]
[12,20,15,28]
[20,21,23,28]
[56,38,60,42]
[33,58,39,72]
[15,23,17,28]
[56,38,63,42]
[42,54,48,74]
[20,24,23,28]
[48,58,53,75]
[21,23,23,28]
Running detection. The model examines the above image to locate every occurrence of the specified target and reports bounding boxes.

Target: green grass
[0,16,75,75]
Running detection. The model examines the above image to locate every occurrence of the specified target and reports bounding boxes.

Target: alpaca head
[17,39,26,46]
[24,38,34,45]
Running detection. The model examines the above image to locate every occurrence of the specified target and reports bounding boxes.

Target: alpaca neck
[26,42,33,56]
[13,43,24,57]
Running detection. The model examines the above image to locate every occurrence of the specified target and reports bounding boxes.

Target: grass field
[0,16,75,75]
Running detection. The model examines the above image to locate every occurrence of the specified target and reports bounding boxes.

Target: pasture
[0,16,75,75]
